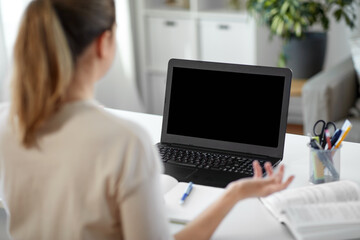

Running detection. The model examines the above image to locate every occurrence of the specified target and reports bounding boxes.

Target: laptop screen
[167,67,284,148]
[161,59,292,159]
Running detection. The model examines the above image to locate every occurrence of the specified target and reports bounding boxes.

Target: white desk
[108,108,360,239]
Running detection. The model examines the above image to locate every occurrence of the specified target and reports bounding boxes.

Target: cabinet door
[199,19,256,64]
[147,17,196,71]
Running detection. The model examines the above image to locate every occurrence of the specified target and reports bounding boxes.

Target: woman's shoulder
[67,100,152,145]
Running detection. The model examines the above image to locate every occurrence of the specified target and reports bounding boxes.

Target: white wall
[324,18,353,69]
[95,0,144,112]
[95,49,144,112]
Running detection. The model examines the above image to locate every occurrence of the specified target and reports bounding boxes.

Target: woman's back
[0,100,168,239]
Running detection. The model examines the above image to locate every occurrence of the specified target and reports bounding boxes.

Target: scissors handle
[325,122,337,132]
[313,120,337,148]
[313,120,325,137]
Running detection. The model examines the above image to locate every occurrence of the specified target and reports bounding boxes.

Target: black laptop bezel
[161,58,292,160]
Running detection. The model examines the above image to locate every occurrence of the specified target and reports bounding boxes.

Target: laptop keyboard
[157,145,266,176]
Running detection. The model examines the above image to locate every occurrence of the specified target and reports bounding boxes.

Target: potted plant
[247,0,359,78]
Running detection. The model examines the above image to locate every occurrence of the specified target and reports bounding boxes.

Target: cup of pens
[309,119,352,184]
[309,145,341,184]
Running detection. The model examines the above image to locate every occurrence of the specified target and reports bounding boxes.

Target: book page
[284,201,360,227]
[261,180,360,220]
[283,202,360,240]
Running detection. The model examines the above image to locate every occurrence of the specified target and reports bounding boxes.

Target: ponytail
[10,0,73,148]
[10,0,115,148]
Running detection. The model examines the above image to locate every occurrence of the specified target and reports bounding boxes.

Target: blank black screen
[167,67,285,148]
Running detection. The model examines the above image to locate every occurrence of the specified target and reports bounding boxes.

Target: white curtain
[0,0,144,112]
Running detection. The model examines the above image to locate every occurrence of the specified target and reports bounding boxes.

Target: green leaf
[289,6,296,16]
[294,22,302,36]
[321,16,330,30]
[280,1,290,14]
[271,16,280,32]
[269,8,279,17]
[278,52,287,67]
[334,9,343,20]
[344,12,355,28]
[277,19,285,35]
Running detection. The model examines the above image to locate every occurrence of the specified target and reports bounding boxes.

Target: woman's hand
[175,161,294,240]
[227,160,294,201]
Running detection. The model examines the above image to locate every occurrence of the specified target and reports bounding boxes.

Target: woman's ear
[95,30,114,59]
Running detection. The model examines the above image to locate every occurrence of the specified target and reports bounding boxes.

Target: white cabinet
[199,19,256,64]
[134,0,278,114]
[147,17,197,71]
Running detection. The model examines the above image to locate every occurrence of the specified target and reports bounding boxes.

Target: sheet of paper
[164,183,223,224]
[160,174,178,195]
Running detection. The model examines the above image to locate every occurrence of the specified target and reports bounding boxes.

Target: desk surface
[108,108,360,239]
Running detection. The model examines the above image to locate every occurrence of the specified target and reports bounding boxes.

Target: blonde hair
[10,0,115,148]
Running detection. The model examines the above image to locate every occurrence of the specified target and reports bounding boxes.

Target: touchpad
[187,169,248,188]
[164,163,197,182]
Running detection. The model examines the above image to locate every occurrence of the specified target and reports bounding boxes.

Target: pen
[330,129,342,147]
[335,119,352,149]
[179,182,193,205]
[324,129,331,149]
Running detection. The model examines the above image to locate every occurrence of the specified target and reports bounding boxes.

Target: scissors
[313,120,337,148]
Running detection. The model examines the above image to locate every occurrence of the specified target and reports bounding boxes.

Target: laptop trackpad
[164,164,197,182]
[188,169,249,188]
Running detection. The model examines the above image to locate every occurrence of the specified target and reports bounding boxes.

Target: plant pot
[284,32,327,79]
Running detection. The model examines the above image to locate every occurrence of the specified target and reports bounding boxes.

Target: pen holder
[309,146,341,184]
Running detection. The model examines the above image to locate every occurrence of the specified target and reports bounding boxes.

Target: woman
[0,0,294,239]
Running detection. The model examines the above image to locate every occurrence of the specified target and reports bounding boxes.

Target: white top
[0,100,172,240]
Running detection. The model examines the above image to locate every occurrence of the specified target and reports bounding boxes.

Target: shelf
[146,4,190,12]
[197,9,249,21]
[145,8,193,19]
[145,0,191,12]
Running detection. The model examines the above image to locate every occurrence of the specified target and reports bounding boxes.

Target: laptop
[157,59,292,188]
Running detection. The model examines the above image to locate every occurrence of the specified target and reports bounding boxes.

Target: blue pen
[179,182,193,205]
[330,129,342,148]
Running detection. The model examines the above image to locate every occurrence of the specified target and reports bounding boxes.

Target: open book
[160,175,223,224]
[261,180,360,240]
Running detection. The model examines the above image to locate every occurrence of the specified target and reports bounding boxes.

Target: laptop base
[164,163,251,188]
